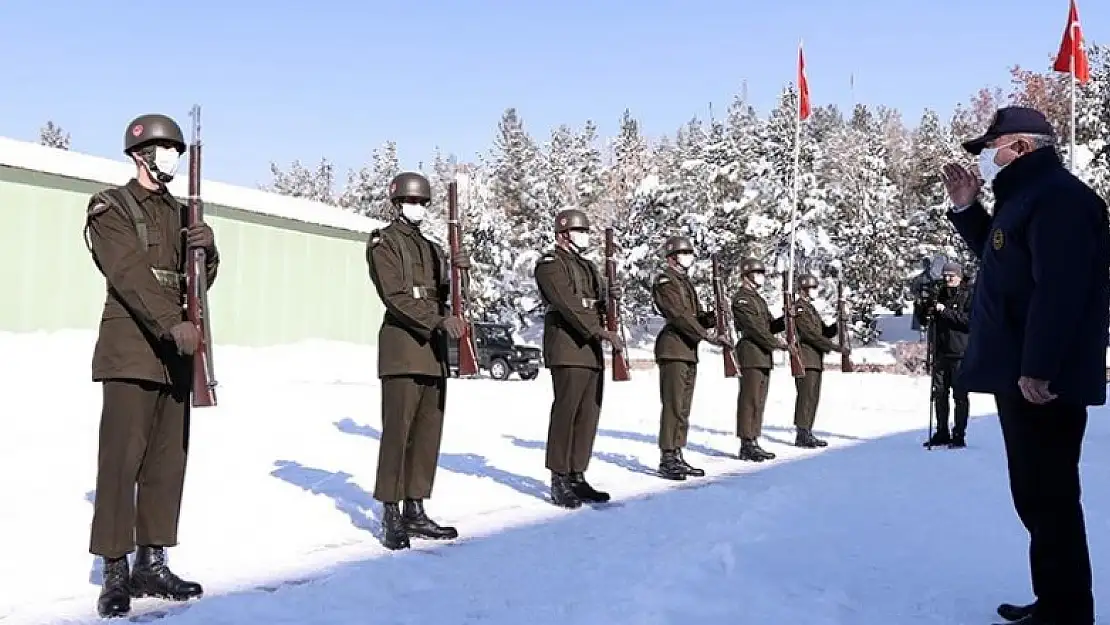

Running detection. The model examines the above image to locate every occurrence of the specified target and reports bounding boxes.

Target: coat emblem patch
[991,228,1004,251]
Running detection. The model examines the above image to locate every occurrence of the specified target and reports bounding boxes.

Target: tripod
[923,316,939,450]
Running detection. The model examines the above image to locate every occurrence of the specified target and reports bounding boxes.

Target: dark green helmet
[388,172,432,203]
[798,274,819,289]
[740,257,766,275]
[124,114,185,154]
[555,208,590,232]
[662,235,694,256]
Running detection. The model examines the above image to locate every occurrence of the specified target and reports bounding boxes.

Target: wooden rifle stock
[447,181,479,377]
[781,272,806,378]
[711,255,738,378]
[836,281,854,372]
[186,105,217,407]
[604,227,631,382]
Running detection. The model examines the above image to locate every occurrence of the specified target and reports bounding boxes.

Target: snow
[3,329,1108,625]
[0,136,386,234]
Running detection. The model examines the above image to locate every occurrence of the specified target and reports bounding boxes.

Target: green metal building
[0,137,384,346]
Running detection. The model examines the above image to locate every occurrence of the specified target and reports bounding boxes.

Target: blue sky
[1,0,1103,189]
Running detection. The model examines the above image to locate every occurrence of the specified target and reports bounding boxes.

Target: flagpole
[790,43,802,297]
[1070,55,1077,172]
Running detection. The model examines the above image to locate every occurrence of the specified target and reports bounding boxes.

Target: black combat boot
[949,433,966,448]
[129,546,203,601]
[569,472,611,503]
[739,438,765,462]
[380,502,411,550]
[550,472,582,509]
[97,556,131,618]
[923,431,950,447]
[795,429,828,448]
[751,440,776,460]
[675,449,705,477]
[658,450,687,481]
[996,602,1036,622]
[402,499,459,540]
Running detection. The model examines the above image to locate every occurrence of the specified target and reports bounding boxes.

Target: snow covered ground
[2,329,1108,625]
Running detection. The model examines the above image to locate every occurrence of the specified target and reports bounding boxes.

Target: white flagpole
[790,41,803,296]
[1069,53,1077,172]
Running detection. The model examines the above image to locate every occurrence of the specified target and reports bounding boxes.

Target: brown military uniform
[365,219,452,503]
[792,297,839,431]
[85,179,219,559]
[730,285,784,440]
[651,267,712,451]
[534,246,606,474]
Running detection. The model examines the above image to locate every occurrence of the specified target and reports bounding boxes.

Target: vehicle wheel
[489,358,510,380]
[520,370,539,381]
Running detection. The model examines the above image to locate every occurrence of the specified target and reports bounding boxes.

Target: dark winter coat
[912,283,972,360]
[948,146,1110,406]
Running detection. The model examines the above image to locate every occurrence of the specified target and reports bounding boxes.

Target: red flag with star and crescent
[798,43,811,120]
[1054,0,1090,83]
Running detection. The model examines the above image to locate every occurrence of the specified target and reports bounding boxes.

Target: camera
[916,279,945,324]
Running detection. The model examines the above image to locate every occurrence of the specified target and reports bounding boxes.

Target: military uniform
[534,209,615,508]
[651,236,717,480]
[85,114,216,618]
[730,258,784,462]
[365,172,460,550]
[791,275,841,448]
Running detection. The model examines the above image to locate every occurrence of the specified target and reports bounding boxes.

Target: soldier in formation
[84,114,217,618]
[729,258,785,462]
[534,209,624,508]
[365,171,471,550]
[789,274,847,448]
[650,236,731,480]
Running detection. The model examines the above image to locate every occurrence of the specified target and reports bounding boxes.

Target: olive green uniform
[731,285,784,440]
[651,267,713,450]
[365,219,451,503]
[534,246,607,474]
[85,179,219,560]
[791,297,839,431]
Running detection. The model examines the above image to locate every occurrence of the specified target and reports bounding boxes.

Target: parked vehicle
[447,322,542,380]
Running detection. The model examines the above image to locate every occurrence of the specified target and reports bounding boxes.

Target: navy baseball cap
[960,106,1056,155]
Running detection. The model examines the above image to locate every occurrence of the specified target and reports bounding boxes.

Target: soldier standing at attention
[365,172,471,551]
[651,236,732,480]
[730,258,785,462]
[534,209,624,508]
[790,274,846,448]
[84,114,218,618]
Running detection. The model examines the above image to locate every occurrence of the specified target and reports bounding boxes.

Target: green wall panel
[0,165,381,346]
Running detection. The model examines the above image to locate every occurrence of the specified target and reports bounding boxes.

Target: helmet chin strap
[139,151,173,184]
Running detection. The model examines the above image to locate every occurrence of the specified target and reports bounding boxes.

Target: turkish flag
[798,44,811,120]
[1054,0,1090,83]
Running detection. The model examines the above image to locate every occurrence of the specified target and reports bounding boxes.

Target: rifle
[711,254,739,378]
[447,180,479,377]
[185,105,217,407]
[781,271,806,378]
[836,280,854,373]
[604,227,631,382]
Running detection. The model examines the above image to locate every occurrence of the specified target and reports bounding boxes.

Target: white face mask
[569,231,590,251]
[149,146,180,182]
[977,146,1008,185]
[805,288,818,300]
[676,253,695,269]
[400,202,426,224]
[752,273,766,286]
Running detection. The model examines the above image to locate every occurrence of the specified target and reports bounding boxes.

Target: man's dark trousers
[996,393,1093,625]
[932,356,969,437]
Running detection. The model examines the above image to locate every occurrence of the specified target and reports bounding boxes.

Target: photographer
[913,262,971,448]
